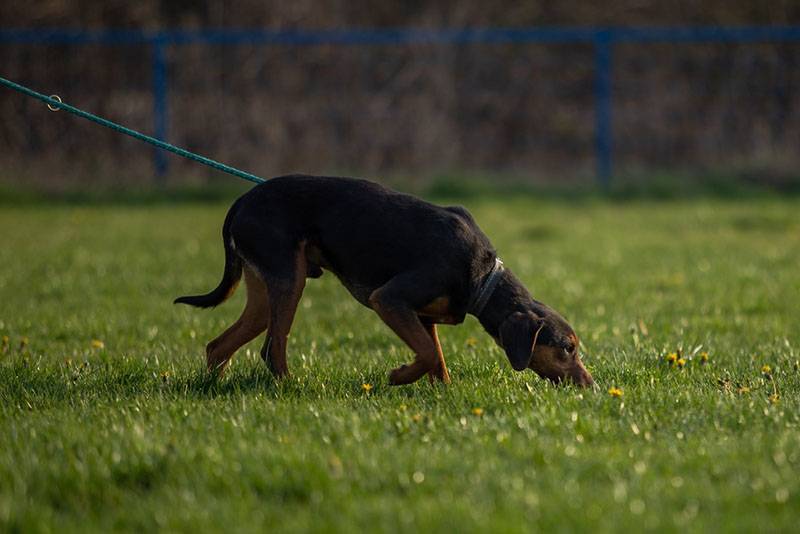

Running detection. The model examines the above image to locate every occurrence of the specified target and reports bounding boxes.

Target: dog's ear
[499,312,543,371]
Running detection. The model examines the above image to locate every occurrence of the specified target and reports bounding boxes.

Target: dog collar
[469,258,504,316]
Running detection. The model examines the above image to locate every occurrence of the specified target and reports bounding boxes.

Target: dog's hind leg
[258,244,308,378]
[423,322,450,384]
[205,266,269,374]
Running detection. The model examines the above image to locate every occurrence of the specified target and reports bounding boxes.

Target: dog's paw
[388,364,410,385]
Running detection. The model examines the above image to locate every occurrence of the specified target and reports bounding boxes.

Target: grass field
[1,193,799,532]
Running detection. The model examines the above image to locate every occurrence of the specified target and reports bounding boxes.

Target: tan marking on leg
[206,266,269,374]
[223,278,241,301]
[424,322,450,384]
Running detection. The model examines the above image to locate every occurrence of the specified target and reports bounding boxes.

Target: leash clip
[47,94,62,112]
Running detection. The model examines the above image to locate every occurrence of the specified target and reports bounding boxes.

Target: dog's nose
[580,372,595,387]
[571,360,594,388]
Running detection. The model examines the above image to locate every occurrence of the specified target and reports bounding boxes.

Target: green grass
[1,194,799,532]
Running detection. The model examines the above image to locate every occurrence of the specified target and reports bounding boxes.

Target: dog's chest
[304,242,465,324]
[417,296,464,325]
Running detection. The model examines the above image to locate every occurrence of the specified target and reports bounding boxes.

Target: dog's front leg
[369,282,438,385]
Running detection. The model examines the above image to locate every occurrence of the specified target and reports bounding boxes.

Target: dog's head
[498,307,594,387]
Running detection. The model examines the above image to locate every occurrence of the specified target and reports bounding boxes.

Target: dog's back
[236,175,496,298]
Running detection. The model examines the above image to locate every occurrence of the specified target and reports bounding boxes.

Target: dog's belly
[305,243,374,306]
[336,278,375,307]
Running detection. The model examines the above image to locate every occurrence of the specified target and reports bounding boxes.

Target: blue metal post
[594,29,613,187]
[151,34,169,178]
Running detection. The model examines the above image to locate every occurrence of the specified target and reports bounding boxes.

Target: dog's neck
[474,269,533,338]
[467,258,504,316]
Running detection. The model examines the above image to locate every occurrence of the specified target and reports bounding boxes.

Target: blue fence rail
[3,26,800,184]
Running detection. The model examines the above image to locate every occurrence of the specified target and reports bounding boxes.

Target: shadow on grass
[0,354,417,408]
[0,356,284,408]
[175,365,281,397]
[150,364,452,403]
[1,353,587,407]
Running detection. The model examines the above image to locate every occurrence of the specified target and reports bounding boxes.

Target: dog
[175,175,594,387]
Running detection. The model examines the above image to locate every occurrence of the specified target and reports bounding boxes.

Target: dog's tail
[174,199,243,308]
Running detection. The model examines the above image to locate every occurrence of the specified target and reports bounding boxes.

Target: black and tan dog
[175,175,593,387]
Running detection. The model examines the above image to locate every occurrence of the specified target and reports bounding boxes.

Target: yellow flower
[769,393,780,404]
[761,364,772,376]
[20,336,29,349]
[160,370,171,382]
[699,352,709,364]
[676,358,687,368]
[472,407,484,416]
[666,352,677,364]
[608,387,623,398]
[361,383,373,393]
[412,413,422,422]
[91,339,105,350]
[737,386,750,394]
[466,336,478,348]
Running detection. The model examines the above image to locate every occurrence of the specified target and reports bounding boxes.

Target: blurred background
[1,1,799,193]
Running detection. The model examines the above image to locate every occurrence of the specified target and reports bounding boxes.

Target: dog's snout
[571,359,594,388]
[576,370,594,387]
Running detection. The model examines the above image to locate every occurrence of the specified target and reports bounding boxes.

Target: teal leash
[0,76,266,185]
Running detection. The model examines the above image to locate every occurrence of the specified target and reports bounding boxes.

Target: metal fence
[3,26,800,185]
